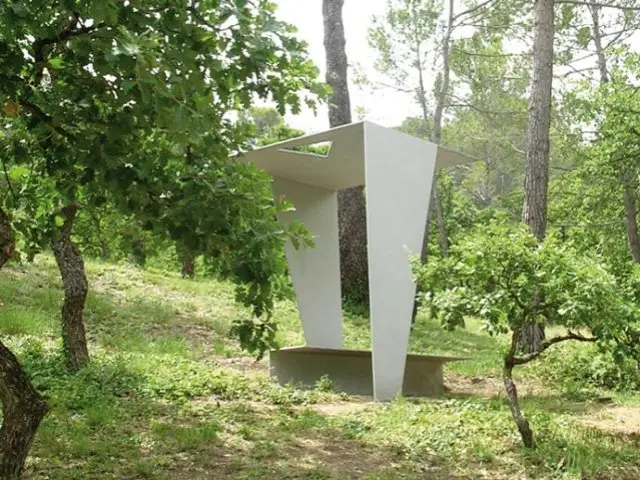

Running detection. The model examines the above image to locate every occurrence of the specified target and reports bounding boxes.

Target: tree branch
[451,48,531,58]
[57,203,80,241]
[31,18,105,84]
[18,99,74,140]
[32,21,105,52]
[447,97,526,116]
[557,0,640,10]
[453,0,495,21]
[513,332,598,365]
[0,160,17,203]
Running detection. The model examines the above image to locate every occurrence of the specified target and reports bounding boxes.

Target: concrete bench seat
[269,346,466,397]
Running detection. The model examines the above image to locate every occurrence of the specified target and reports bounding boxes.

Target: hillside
[1,257,639,479]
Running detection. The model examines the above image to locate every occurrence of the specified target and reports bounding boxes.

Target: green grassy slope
[1,257,639,479]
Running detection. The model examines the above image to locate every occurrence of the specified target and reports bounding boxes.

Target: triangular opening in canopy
[279,141,332,158]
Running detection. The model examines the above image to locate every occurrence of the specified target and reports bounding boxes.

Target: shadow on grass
[12,337,640,480]
[20,349,450,480]
[1,262,235,358]
[443,386,606,417]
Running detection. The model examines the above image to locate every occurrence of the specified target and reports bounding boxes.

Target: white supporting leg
[273,177,343,349]
[364,122,437,401]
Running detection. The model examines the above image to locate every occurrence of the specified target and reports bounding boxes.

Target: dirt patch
[583,405,640,436]
[444,374,545,399]
[287,432,449,479]
[216,356,268,374]
[1,266,27,279]
[310,397,373,416]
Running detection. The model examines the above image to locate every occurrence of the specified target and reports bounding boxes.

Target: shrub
[414,218,640,447]
[535,343,640,393]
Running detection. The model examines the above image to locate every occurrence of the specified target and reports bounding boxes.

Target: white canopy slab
[238,120,474,401]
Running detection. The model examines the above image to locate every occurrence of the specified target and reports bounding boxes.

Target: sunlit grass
[1,256,639,479]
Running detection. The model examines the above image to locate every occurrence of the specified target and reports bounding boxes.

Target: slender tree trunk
[52,205,90,372]
[90,212,109,260]
[623,175,640,263]
[589,1,640,264]
[520,0,554,353]
[324,0,368,306]
[412,0,453,322]
[589,2,607,85]
[426,0,452,259]
[431,0,453,147]
[504,330,535,448]
[0,207,49,478]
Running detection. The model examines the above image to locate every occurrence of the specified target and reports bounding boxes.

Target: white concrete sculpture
[240,121,473,401]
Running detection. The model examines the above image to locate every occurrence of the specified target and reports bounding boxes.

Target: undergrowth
[0,256,639,479]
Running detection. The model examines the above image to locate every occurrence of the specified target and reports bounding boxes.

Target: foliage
[536,343,640,394]
[0,0,328,357]
[414,218,640,445]
[416,218,637,341]
[549,52,640,277]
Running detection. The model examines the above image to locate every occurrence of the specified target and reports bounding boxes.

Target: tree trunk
[0,341,49,480]
[622,174,640,263]
[0,209,14,268]
[323,0,368,306]
[423,1,452,259]
[90,212,109,260]
[412,182,436,322]
[589,2,640,264]
[433,184,448,257]
[337,187,369,306]
[52,205,90,372]
[504,331,535,448]
[520,0,554,353]
[0,207,49,479]
[431,0,453,147]
[588,1,608,85]
[323,0,352,129]
[411,0,453,321]
[181,253,196,279]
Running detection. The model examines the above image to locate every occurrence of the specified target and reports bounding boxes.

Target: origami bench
[240,121,473,401]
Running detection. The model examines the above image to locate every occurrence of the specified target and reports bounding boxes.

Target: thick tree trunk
[504,332,534,448]
[181,253,196,279]
[52,205,90,372]
[0,207,49,479]
[323,0,368,306]
[337,187,368,305]
[520,0,554,353]
[0,342,49,480]
[323,0,351,129]
[0,210,14,268]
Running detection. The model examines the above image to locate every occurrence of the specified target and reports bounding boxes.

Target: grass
[1,256,639,479]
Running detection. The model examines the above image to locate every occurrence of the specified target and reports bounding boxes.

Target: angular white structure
[240,121,473,401]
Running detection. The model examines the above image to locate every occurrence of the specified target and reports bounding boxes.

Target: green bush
[535,342,640,393]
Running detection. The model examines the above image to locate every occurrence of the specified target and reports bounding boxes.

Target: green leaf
[48,57,64,69]
[8,165,29,181]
